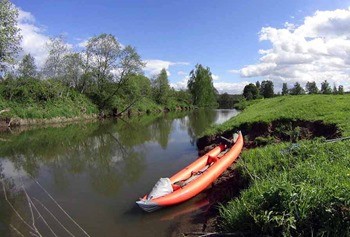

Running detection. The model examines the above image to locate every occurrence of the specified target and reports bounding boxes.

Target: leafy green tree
[83,34,144,110]
[338,85,344,94]
[0,0,22,74]
[255,81,260,89]
[187,64,218,107]
[305,81,319,94]
[123,74,152,100]
[42,36,70,79]
[260,80,274,98]
[18,54,37,78]
[282,83,289,95]
[218,93,236,108]
[243,83,259,100]
[290,82,305,95]
[320,80,332,94]
[152,68,170,105]
[85,34,121,84]
[62,53,83,88]
[333,84,338,95]
[173,89,192,106]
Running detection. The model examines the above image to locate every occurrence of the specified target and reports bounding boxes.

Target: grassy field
[205,95,350,236]
[205,94,350,136]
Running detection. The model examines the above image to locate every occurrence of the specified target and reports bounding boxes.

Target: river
[0,109,238,237]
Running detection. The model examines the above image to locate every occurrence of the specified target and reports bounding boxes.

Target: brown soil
[197,119,341,155]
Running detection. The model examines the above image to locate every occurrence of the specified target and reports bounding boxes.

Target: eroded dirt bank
[197,119,341,154]
[174,119,342,236]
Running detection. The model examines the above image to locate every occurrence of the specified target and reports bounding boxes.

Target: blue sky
[13,0,350,93]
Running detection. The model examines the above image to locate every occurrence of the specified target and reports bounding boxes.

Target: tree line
[0,0,218,118]
[243,80,345,100]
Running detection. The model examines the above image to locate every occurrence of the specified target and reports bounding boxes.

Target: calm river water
[0,109,238,237]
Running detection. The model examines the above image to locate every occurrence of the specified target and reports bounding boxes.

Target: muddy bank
[197,119,341,154]
[0,114,98,129]
[0,106,193,129]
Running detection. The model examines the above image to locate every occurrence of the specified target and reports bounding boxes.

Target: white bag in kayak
[147,178,173,200]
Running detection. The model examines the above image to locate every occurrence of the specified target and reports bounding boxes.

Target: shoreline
[0,106,195,130]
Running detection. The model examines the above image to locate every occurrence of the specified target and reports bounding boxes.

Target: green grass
[205,94,350,136]
[207,95,350,236]
[0,78,98,119]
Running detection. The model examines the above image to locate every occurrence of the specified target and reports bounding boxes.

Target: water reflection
[0,109,238,237]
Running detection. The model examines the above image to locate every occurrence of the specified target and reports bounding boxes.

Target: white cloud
[228,69,241,74]
[170,76,189,90]
[212,74,219,80]
[77,39,89,48]
[143,59,190,76]
[171,75,247,94]
[235,7,350,92]
[214,81,250,94]
[177,70,188,76]
[17,9,50,67]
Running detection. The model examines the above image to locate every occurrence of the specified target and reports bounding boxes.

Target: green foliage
[205,94,350,136]
[217,93,241,109]
[290,82,305,95]
[282,83,289,95]
[42,36,70,79]
[220,140,350,236]
[152,68,170,105]
[243,83,259,100]
[0,0,22,72]
[321,80,332,94]
[306,81,319,94]
[18,54,37,78]
[0,78,98,119]
[260,80,274,98]
[187,64,218,107]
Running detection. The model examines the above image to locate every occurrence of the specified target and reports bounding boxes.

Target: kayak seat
[207,155,218,165]
[172,183,182,191]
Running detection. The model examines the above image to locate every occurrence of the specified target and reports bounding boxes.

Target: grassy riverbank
[0,78,193,125]
[200,94,350,236]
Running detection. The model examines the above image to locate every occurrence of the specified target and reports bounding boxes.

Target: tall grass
[214,95,350,236]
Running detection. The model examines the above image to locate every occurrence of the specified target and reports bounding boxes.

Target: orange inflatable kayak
[136,131,244,212]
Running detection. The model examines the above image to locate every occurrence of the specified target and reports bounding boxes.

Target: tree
[255,81,260,89]
[290,82,305,95]
[338,85,344,94]
[305,81,319,94]
[320,80,332,94]
[243,83,259,100]
[0,0,22,74]
[260,80,274,98]
[42,36,70,79]
[85,33,121,85]
[83,34,144,110]
[333,83,338,95]
[18,54,37,78]
[62,53,83,88]
[282,83,289,95]
[152,68,170,105]
[187,64,217,107]
[218,93,236,108]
